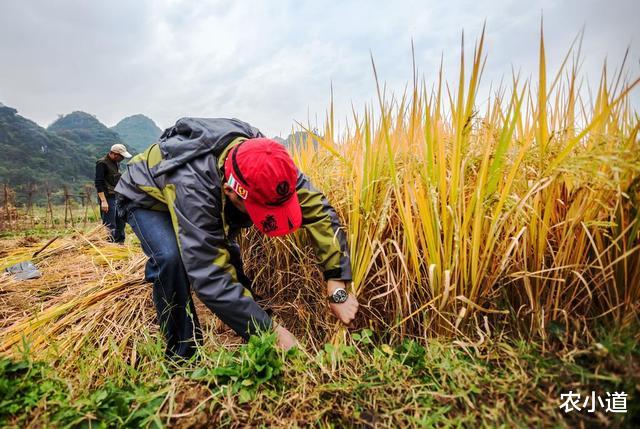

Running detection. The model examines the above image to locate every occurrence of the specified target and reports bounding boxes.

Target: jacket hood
[152,117,263,178]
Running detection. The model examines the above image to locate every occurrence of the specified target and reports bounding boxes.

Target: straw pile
[0,227,158,365]
[0,225,335,371]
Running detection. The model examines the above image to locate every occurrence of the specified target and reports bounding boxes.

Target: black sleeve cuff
[323,268,351,282]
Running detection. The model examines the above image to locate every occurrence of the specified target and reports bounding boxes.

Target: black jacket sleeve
[95,162,107,194]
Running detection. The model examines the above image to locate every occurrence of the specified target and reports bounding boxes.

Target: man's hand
[327,279,359,326]
[274,323,298,351]
[100,200,109,213]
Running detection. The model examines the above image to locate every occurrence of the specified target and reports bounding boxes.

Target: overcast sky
[0,0,638,137]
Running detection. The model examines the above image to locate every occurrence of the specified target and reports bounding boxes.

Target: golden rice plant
[256,27,639,341]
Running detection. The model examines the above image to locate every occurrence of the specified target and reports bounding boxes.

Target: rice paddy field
[1,32,639,427]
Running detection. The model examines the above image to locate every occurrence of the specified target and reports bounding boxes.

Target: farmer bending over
[115,118,358,359]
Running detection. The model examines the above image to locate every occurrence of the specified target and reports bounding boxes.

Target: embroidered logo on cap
[261,215,278,233]
[265,181,293,206]
[228,173,248,200]
[276,181,290,196]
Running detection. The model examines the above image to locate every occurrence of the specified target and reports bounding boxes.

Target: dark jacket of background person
[115,117,352,339]
[95,155,122,196]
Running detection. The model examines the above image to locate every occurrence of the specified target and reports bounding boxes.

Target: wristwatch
[328,288,348,304]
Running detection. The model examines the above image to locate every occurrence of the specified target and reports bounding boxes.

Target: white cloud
[0,0,637,137]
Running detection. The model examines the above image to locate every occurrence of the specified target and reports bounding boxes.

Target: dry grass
[0,227,302,371]
[1,228,149,362]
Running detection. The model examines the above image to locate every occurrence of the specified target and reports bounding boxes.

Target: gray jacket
[116,118,352,339]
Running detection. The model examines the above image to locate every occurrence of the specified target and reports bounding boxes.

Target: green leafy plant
[191,331,287,403]
[0,357,59,425]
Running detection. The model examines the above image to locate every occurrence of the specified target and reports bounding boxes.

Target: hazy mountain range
[0,103,312,193]
[110,114,163,154]
[0,105,163,190]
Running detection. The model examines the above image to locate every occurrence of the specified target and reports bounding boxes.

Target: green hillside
[111,114,162,154]
[0,106,304,196]
[0,104,95,190]
[47,111,124,158]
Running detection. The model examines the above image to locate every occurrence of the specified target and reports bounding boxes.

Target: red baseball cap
[224,138,302,237]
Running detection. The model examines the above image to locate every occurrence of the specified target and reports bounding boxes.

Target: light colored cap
[110,143,132,158]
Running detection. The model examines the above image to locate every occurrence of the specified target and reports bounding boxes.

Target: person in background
[95,143,131,243]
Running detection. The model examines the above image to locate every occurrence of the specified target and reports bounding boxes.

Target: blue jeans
[100,196,125,243]
[127,207,202,360]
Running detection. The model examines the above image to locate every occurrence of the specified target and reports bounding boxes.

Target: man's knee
[155,246,182,270]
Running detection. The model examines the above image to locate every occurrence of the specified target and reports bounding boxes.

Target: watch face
[333,288,348,303]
